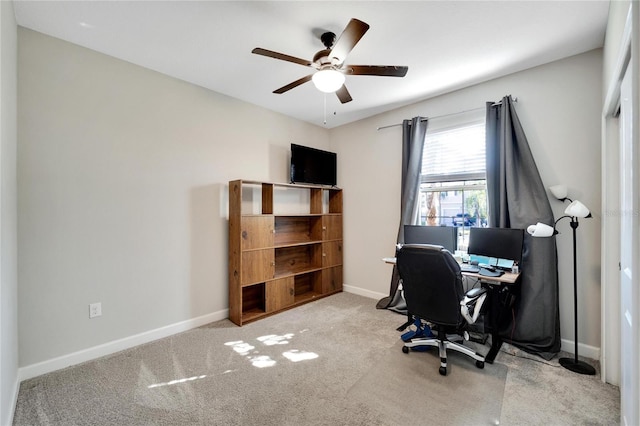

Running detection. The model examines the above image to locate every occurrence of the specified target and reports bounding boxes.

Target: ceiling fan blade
[329,19,370,65]
[273,75,313,94]
[347,65,408,77]
[336,85,352,104]
[252,48,314,67]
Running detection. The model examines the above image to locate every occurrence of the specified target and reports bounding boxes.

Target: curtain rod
[376,97,518,131]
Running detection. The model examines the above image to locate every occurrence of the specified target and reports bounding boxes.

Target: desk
[383,257,520,363]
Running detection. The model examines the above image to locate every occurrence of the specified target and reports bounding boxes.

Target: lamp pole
[529,189,595,374]
[558,216,596,375]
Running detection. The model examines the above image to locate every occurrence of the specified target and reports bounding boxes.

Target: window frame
[417,111,489,248]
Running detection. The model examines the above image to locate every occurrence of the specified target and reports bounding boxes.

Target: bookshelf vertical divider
[228,179,343,326]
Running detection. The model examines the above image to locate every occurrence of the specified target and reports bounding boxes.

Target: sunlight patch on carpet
[224,332,320,368]
[148,374,208,389]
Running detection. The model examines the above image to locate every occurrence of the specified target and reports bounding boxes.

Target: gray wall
[331,49,603,356]
[1,1,18,425]
[17,28,330,369]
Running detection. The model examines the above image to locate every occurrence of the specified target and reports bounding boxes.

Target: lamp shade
[312,69,345,93]
[527,222,556,237]
[564,200,591,218]
[549,184,568,200]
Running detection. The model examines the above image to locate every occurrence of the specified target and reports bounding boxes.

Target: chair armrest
[465,287,487,299]
[460,287,488,324]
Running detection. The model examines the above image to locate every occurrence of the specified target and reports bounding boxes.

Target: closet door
[619,65,639,426]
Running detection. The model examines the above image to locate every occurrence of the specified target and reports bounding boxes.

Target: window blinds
[421,122,486,183]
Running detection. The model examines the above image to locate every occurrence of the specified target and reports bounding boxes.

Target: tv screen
[468,227,524,264]
[404,225,458,253]
[290,144,337,186]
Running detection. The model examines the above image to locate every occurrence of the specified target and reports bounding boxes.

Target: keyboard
[460,264,480,273]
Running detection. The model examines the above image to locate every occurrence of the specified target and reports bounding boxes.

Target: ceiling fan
[251,18,408,104]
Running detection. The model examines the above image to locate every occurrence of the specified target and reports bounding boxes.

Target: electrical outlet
[89,302,102,318]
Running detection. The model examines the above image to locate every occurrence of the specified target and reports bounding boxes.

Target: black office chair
[396,244,488,376]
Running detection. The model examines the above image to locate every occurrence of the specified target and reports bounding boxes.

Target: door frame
[601,5,632,386]
[601,4,640,425]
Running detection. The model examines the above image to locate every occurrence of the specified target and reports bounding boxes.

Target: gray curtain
[377,117,428,311]
[486,96,560,359]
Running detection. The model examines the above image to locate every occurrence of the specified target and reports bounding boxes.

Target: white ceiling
[13,1,610,128]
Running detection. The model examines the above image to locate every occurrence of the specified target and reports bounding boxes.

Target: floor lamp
[527,185,596,375]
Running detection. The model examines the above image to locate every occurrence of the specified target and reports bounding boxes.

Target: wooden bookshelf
[228,180,343,325]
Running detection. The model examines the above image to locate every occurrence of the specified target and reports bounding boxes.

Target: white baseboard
[561,338,601,361]
[18,308,229,382]
[18,287,596,383]
[16,288,383,383]
[343,284,387,301]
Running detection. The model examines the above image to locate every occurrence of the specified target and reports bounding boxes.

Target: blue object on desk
[497,258,515,270]
[469,254,497,267]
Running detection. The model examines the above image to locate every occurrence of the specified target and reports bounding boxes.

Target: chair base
[402,336,485,375]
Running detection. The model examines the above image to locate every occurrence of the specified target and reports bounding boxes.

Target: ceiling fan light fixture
[312,69,345,93]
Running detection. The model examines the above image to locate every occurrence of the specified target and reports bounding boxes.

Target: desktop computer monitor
[467,227,524,267]
[404,225,458,253]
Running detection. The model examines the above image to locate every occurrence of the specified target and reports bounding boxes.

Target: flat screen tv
[290,144,337,186]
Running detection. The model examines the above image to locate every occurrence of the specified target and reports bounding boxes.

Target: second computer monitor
[467,227,524,265]
[404,225,458,253]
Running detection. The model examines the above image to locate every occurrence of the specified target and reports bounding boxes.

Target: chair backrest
[396,244,464,327]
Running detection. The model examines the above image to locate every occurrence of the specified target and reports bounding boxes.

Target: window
[417,111,488,252]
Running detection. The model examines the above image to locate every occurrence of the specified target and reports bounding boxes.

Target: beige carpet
[349,341,507,425]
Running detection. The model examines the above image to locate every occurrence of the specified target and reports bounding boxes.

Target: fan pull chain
[323,93,327,125]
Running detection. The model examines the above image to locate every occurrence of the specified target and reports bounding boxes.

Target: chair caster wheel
[402,346,409,354]
[476,360,485,369]
[439,366,447,376]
